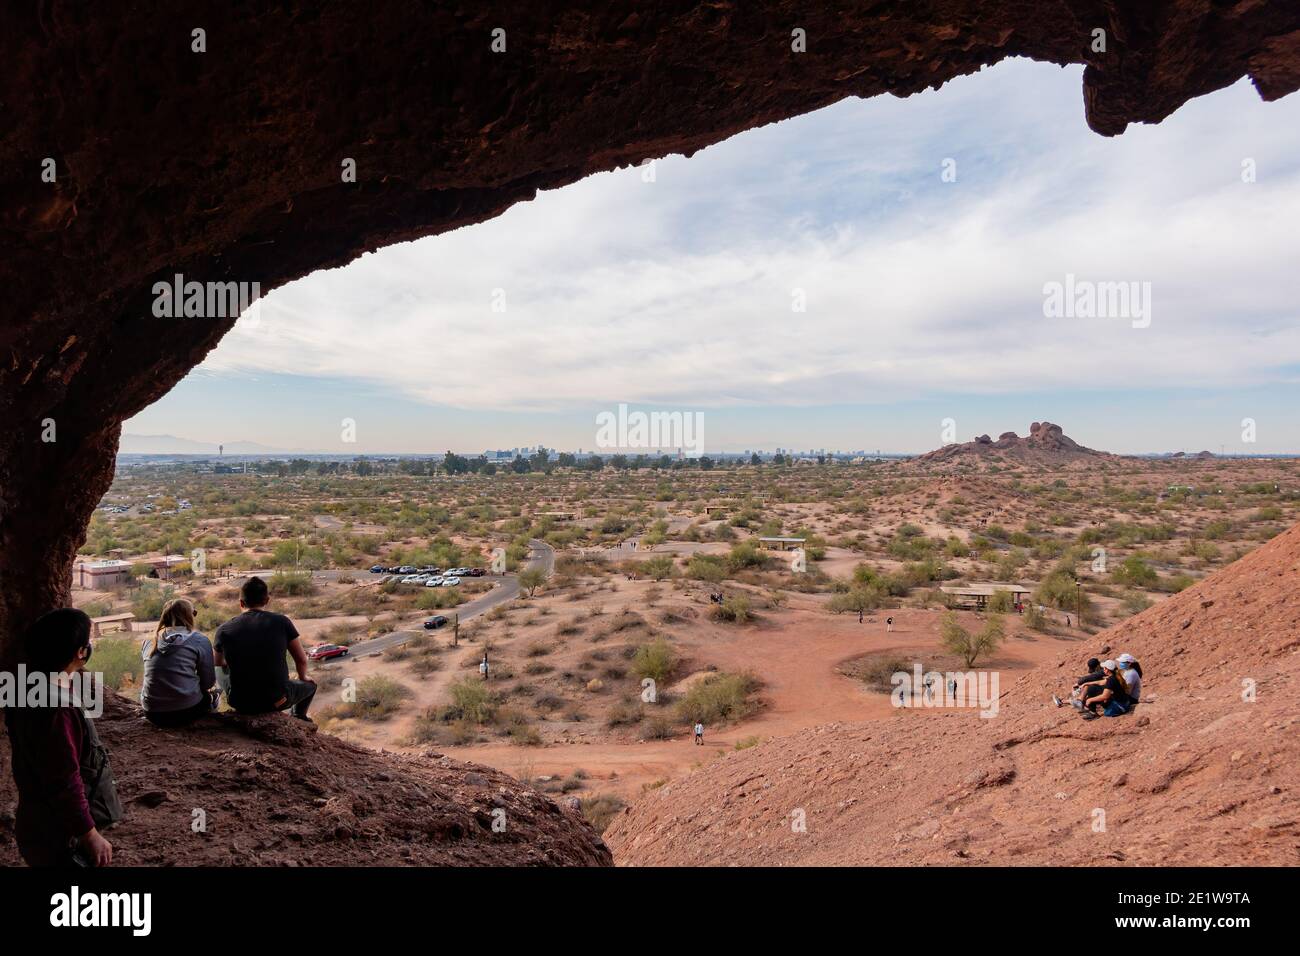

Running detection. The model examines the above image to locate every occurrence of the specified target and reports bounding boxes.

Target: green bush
[269,570,315,597]
[686,554,727,583]
[711,594,752,623]
[336,675,411,721]
[939,612,1003,668]
[448,677,495,723]
[632,637,678,684]
[130,582,176,621]
[675,671,760,725]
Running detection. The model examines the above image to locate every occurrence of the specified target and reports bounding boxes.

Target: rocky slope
[0,698,611,867]
[909,421,1123,470]
[607,522,1300,866]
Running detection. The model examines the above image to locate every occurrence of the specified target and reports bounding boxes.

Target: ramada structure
[2,1,1299,663]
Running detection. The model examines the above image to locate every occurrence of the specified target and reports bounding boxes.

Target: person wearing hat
[1116,653,1142,703]
[1080,660,1131,719]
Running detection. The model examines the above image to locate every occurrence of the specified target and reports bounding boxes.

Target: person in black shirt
[214,577,316,720]
[1052,658,1104,709]
[1080,661,1131,719]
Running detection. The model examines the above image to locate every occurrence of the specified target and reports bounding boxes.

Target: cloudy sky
[126,58,1300,455]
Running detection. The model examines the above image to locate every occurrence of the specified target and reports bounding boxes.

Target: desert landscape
[17,423,1293,864]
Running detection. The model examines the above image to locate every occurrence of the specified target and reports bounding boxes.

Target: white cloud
[204,59,1300,414]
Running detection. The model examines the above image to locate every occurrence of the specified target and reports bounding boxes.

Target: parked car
[423,615,449,630]
[441,576,461,587]
[397,566,418,574]
[424,576,445,587]
[467,567,486,577]
[369,565,386,573]
[307,643,349,661]
[400,574,423,584]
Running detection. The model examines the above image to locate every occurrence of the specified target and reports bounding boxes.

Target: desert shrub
[641,555,676,581]
[986,589,1014,614]
[632,637,678,684]
[339,675,411,720]
[726,541,767,572]
[1121,591,1154,615]
[581,795,626,834]
[686,554,728,583]
[268,570,315,597]
[448,677,495,723]
[605,698,643,728]
[711,594,752,623]
[1023,603,1047,631]
[130,582,176,621]
[1112,556,1158,588]
[828,585,886,614]
[91,636,143,693]
[674,671,760,725]
[939,613,1003,668]
[519,568,547,596]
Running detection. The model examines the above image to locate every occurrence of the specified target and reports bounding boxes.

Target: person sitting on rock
[1116,653,1142,704]
[1080,660,1131,719]
[3,608,122,867]
[1052,657,1104,709]
[214,576,316,721]
[141,598,217,727]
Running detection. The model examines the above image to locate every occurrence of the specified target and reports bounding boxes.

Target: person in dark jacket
[3,608,122,866]
[141,598,217,727]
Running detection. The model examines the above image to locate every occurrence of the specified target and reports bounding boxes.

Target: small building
[73,559,133,590]
[537,511,575,522]
[757,536,806,552]
[145,554,188,579]
[704,505,727,516]
[940,583,1033,610]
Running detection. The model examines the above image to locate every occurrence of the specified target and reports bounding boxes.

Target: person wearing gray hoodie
[141,598,217,728]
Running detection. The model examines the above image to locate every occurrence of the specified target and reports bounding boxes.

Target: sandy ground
[400,600,1085,802]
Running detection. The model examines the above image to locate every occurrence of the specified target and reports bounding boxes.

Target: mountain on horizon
[118,433,303,456]
[908,421,1122,470]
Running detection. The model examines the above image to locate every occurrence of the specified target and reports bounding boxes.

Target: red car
[308,643,349,661]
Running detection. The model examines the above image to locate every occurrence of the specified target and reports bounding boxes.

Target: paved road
[339,539,555,657]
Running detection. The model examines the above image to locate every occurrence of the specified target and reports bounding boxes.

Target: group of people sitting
[1052,653,1143,719]
[3,576,313,867]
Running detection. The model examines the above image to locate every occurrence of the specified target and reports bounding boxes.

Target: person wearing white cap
[1080,660,1132,720]
[1116,653,1142,703]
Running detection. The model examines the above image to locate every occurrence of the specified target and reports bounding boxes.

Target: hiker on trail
[1065,614,1072,627]
[141,598,218,727]
[3,608,122,867]
[948,677,958,700]
[694,722,704,745]
[923,675,935,703]
[480,654,489,679]
[1080,660,1131,719]
[213,576,316,721]
[1117,653,1142,703]
[858,609,864,624]
[886,616,894,633]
